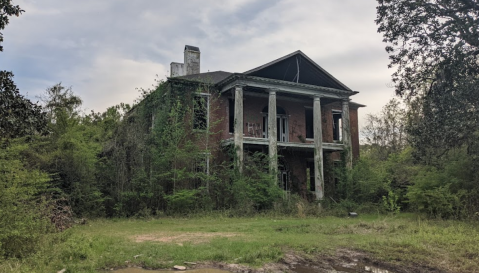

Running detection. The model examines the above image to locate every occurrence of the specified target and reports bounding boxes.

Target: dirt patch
[133,232,240,245]
[110,249,448,273]
[196,249,447,273]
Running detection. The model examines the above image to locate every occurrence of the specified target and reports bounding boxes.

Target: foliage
[406,148,477,219]
[40,83,82,124]
[382,190,401,214]
[376,0,479,97]
[102,80,222,216]
[376,0,479,156]
[0,140,53,258]
[22,83,107,217]
[362,98,407,160]
[164,189,200,214]
[232,152,283,212]
[0,0,23,52]
[0,71,48,141]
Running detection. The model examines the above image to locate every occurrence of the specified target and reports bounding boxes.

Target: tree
[376,0,479,156]
[0,71,48,141]
[0,0,23,52]
[0,2,45,142]
[362,98,407,160]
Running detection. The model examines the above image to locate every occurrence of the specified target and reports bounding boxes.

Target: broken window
[332,110,342,141]
[193,94,209,130]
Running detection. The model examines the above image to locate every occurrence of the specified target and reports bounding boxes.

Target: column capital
[267,88,279,94]
[341,98,351,103]
[234,83,246,89]
[314,95,322,101]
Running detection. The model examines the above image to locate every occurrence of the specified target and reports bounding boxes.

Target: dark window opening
[307,161,315,191]
[305,108,313,139]
[229,99,234,133]
[333,111,342,141]
[194,95,208,130]
[279,171,289,191]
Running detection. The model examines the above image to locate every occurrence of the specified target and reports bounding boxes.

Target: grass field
[1,213,479,273]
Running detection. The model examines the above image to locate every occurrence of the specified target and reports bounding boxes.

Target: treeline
[338,99,479,219]
[2,65,479,260]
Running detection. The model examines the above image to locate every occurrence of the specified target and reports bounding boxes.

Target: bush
[0,143,53,258]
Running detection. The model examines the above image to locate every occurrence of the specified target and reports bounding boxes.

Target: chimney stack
[170,45,200,77]
[170,62,184,77]
[184,45,200,75]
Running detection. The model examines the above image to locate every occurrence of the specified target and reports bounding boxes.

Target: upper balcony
[219,90,353,153]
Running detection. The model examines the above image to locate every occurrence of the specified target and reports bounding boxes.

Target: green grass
[1,213,479,272]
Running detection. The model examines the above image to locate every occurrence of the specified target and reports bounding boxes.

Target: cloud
[1,0,396,129]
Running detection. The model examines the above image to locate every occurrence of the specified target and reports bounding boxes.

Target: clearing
[1,213,478,273]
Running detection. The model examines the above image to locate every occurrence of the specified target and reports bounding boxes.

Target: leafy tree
[40,83,82,123]
[0,140,52,258]
[0,2,47,142]
[1,0,23,52]
[0,71,48,141]
[362,98,407,160]
[376,0,479,156]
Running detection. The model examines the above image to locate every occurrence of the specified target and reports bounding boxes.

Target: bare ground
[129,233,447,273]
[132,232,241,245]
[197,249,447,273]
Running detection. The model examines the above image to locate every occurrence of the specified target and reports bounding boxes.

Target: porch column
[313,96,324,200]
[342,99,353,169]
[268,89,278,183]
[234,84,244,173]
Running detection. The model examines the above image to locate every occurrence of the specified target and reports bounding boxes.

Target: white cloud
[1,0,397,128]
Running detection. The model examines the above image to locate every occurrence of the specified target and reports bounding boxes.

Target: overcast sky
[1,0,397,128]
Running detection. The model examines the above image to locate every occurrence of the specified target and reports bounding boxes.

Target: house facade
[168,45,364,200]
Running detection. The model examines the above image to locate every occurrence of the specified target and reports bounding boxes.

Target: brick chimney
[184,45,200,75]
[170,45,200,77]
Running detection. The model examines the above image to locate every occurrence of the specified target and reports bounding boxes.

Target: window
[279,170,290,191]
[193,94,209,130]
[307,161,315,191]
[305,108,313,139]
[262,106,289,142]
[332,110,342,141]
[229,99,234,133]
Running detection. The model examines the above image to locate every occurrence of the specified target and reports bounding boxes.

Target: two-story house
[167,45,364,201]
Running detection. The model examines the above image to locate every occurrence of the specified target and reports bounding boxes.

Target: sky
[1,0,398,128]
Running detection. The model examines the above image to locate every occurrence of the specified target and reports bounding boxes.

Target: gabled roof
[244,50,352,91]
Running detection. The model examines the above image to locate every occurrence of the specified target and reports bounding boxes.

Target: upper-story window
[333,110,342,141]
[305,108,313,139]
[305,108,342,141]
[262,106,289,142]
[229,99,234,133]
[193,94,209,130]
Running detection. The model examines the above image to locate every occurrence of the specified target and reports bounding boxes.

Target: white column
[234,85,244,173]
[268,89,278,183]
[313,96,324,200]
[342,99,353,169]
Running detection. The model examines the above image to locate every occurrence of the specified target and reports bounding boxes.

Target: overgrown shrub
[0,142,53,258]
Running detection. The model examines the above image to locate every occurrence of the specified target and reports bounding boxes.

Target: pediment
[244,51,351,91]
